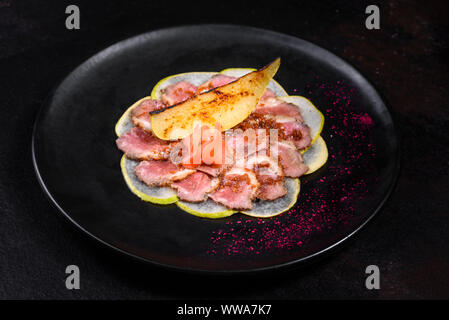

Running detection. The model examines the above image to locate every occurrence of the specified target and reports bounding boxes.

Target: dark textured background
[0,0,448,299]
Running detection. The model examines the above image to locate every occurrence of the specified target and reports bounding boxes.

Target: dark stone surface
[0,0,448,299]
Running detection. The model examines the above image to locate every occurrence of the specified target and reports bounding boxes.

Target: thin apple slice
[150,58,281,140]
[302,136,328,174]
[241,178,300,218]
[120,156,178,204]
[176,200,236,219]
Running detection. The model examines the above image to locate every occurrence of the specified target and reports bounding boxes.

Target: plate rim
[31,24,400,274]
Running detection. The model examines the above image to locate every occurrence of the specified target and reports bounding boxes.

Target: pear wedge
[150,58,281,140]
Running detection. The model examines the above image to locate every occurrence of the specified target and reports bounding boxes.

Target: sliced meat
[131,99,165,133]
[259,88,276,101]
[275,116,312,150]
[245,155,287,200]
[236,113,311,151]
[161,81,197,105]
[134,160,195,187]
[116,127,172,160]
[196,164,225,177]
[196,74,237,94]
[225,129,268,165]
[171,172,219,202]
[176,125,234,169]
[274,140,309,178]
[227,133,306,177]
[245,155,283,177]
[254,99,304,122]
[256,180,287,201]
[209,168,259,210]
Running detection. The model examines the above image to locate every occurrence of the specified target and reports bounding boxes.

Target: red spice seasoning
[207,79,377,257]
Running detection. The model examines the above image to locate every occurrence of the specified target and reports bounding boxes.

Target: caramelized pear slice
[151,58,281,140]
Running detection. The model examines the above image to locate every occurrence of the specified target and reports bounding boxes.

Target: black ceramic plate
[32,25,399,273]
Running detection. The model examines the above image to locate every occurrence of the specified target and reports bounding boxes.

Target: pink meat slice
[275,116,312,150]
[131,99,165,133]
[256,180,287,201]
[245,155,287,200]
[196,74,237,94]
[255,99,304,122]
[209,168,259,210]
[161,81,197,105]
[225,130,269,165]
[116,127,172,160]
[134,160,195,187]
[259,88,276,101]
[172,127,234,169]
[195,164,225,177]
[171,172,219,202]
[275,140,309,177]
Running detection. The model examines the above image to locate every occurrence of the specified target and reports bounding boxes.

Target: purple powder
[207,79,377,257]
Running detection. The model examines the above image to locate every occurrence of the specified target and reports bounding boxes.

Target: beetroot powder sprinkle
[206,79,378,258]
